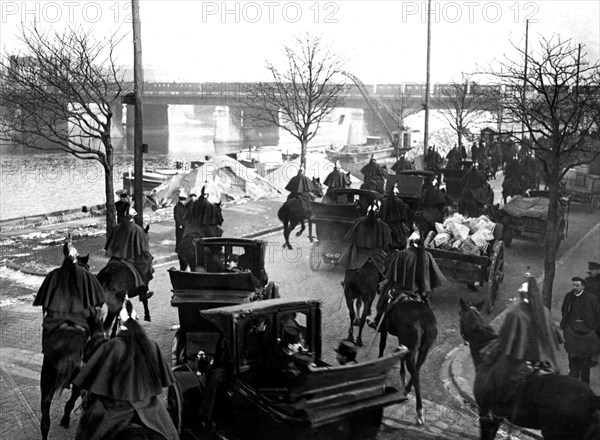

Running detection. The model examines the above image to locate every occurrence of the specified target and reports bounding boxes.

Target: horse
[277,177,323,250]
[502,178,527,205]
[343,261,380,347]
[40,308,105,440]
[459,298,600,440]
[377,282,438,426]
[96,259,154,331]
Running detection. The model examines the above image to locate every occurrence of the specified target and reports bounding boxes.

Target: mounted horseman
[391,152,415,173]
[414,174,450,234]
[33,240,106,440]
[380,186,411,250]
[502,154,526,204]
[368,231,444,426]
[99,206,154,324]
[445,144,463,169]
[322,161,352,202]
[458,163,495,218]
[339,199,392,347]
[178,186,224,271]
[277,168,323,250]
[423,146,443,180]
[360,156,388,194]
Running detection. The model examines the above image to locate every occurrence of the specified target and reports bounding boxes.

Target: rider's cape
[360,159,387,180]
[338,244,387,275]
[187,197,224,226]
[285,173,316,194]
[73,337,178,440]
[323,168,350,188]
[381,195,409,223]
[33,257,105,315]
[383,247,446,292]
[460,168,487,189]
[344,214,392,249]
[105,221,149,260]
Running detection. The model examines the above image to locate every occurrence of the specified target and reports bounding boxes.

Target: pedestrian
[560,276,600,386]
[585,261,600,303]
[335,340,358,365]
[174,191,187,270]
[115,190,130,224]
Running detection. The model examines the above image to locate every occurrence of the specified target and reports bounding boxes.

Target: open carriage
[308,188,383,270]
[167,298,409,440]
[169,237,278,367]
[427,232,505,314]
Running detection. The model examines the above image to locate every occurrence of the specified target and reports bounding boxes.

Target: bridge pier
[126,103,169,135]
[110,103,125,138]
[214,105,243,143]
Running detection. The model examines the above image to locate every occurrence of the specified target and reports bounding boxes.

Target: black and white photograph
[1,1,599,439]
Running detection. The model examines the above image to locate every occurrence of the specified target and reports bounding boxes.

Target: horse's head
[311,177,324,198]
[62,239,78,263]
[77,254,90,271]
[459,298,497,347]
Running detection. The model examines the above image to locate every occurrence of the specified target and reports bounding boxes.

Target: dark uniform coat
[561,290,600,357]
[173,201,186,252]
[73,337,178,440]
[585,274,600,304]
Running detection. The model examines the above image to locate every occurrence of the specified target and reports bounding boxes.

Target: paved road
[2,182,599,439]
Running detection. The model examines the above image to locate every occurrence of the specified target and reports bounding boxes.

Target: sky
[0,0,599,84]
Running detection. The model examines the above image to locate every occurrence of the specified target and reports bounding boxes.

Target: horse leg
[295,220,305,237]
[345,291,356,343]
[378,329,388,358]
[404,353,425,425]
[60,384,80,428]
[40,358,54,440]
[283,221,295,250]
[479,412,502,440]
[354,298,363,326]
[141,297,151,322]
[355,298,373,347]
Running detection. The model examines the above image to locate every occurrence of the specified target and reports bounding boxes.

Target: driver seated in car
[263,325,315,387]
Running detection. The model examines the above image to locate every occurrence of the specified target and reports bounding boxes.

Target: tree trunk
[541,154,560,309]
[458,130,463,150]
[104,145,116,233]
[300,138,308,171]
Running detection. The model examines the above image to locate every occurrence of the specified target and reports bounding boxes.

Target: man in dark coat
[416,176,448,233]
[174,193,187,248]
[471,142,479,162]
[561,276,600,385]
[285,169,320,211]
[115,190,130,224]
[33,242,106,352]
[73,317,179,440]
[446,145,462,169]
[585,262,600,304]
[323,163,351,202]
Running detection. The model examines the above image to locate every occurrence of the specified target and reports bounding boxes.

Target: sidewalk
[448,222,600,435]
[1,195,288,278]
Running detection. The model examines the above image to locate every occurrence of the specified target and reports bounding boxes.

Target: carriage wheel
[591,195,600,213]
[171,331,185,367]
[484,241,504,315]
[502,227,513,248]
[166,381,184,436]
[309,242,322,271]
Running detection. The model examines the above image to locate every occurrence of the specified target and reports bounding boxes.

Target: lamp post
[423,0,432,158]
[132,0,144,226]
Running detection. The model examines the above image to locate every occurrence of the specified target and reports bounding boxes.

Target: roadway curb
[1,225,284,277]
[445,222,600,439]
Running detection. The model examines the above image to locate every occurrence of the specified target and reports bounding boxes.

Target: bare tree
[484,36,600,307]
[433,73,487,148]
[244,33,346,170]
[0,24,125,231]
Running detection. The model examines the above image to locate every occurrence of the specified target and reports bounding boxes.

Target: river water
[0,122,290,221]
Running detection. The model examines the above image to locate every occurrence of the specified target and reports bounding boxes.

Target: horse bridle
[459,306,481,347]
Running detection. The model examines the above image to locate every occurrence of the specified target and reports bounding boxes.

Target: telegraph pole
[423,0,432,157]
[521,19,529,140]
[132,0,144,226]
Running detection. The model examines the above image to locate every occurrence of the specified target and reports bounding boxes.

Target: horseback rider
[34,241,106,353]
[285,168,319,211]
[458,163,494,218]
[391,152,415,173]
[183,186,224,238]
[369,230,445,329]
[486,276,561,415]
[104,206,154,315]
[360,157,388,194]
[446,144,463,169]
[415,175,448,234]
[423,146,443,178]
[73,309,179,440]
[323,161,351,202]
[380,186,411,249]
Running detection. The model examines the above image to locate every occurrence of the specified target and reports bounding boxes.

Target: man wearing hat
[174,191,187,270]
[585,261,600,303]
[561,276,600,385]
[335,340,358,365]
[263,324,313,386]
[115,190,130,225]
